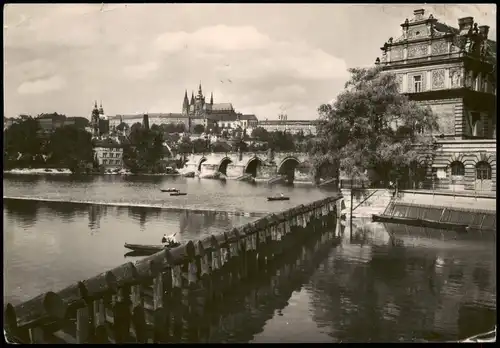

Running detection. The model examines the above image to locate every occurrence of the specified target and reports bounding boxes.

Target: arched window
[450,161,465,176]
[476,161,492,180]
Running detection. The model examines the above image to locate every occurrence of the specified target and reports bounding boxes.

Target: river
[2,175,497,342]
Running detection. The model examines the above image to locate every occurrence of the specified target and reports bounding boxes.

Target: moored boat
[268,196,290,201]
[160,188,179,193]
[124,242,181,254]
[170,192,187,196]
[372,214,469,233]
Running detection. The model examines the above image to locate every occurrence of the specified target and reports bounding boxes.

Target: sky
[3,4,496,121]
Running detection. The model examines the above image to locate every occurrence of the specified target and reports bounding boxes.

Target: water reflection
[3,199,257,304]
[3,199,39,228]
[307,221,496,342]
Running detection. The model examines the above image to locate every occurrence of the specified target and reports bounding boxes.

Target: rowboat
[268,196,290,201]
[160,188,179,193]
[372,214,469,233]
[170,192,187,196]
[124,242,180,254]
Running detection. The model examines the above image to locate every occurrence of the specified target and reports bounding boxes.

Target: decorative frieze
[431,69,446,90]
[407,43,428,58]
[391,47,403,61]
[431,40,448,55]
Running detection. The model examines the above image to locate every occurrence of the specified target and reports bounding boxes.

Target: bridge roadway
[182,151,314,184]
[4,194,344,344]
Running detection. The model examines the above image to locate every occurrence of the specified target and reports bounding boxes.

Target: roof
[93,138,122,148]
[240,114,258,121]
[258,120,319,125]
[211,103,234,111]
[109,113,185,121]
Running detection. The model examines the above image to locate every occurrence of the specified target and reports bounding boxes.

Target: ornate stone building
[377,9,496,192]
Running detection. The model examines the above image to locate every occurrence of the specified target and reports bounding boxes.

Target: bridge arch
[277,157,301,184]
[244,156,262,178]
[197,157,207,172]
[217,157,233,176]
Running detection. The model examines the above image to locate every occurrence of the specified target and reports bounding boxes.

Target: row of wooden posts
[4,194,344,344]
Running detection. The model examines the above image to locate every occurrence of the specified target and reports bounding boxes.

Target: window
[103,159,108,165]
[450,161,465,176]
[413,75,422,92]
[476,162,492,180]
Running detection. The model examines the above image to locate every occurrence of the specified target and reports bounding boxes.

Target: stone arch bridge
[183,152,314,184]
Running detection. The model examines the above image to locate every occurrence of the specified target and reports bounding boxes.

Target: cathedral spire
[183,90,189,108]
[190,91,195,105]
[210,92,213,105]
[94,100,98,109]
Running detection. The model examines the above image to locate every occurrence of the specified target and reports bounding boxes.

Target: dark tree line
[4,115,93,173]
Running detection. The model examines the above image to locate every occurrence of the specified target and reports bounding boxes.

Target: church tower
[182,90,189,116]
[91,101,100,137]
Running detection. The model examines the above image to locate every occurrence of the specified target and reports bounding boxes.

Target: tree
[251,126,269,141]
[310,66,439,184]
[4,116,43,162]
[47,125,93,171]
[268,131,295,152]
[116,122,129,133]
[193,124,205,134]
[177,136,193,154]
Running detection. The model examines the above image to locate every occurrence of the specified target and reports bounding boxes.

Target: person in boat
[162,233,177,246]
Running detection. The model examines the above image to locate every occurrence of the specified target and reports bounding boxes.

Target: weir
[3,194,344,344]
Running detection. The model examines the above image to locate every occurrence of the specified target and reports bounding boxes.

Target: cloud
[155,25,272,53]
[17,75,66,95]
[123,62,159,80]
[154,25,348,81]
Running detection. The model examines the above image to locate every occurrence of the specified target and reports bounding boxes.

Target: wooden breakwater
[4,194,343,344]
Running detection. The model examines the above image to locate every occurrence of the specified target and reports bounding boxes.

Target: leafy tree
[210,141,232,153]
[4,116,43,161]
[268,131,295,152]
[47,125,93,171]
[193,138,209,153]
[66,116,89,129]
[177,136,193,154]
[251,126,269,141]
[193,124,205,134]
[310,66,438,184]
[116,122,129,133]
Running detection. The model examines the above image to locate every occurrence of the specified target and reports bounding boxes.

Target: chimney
[143,114,149,130]
[458,17,474,34]
[479,25,490,39]
[413,9,425,20]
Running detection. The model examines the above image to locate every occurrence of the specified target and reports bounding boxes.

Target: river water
[2,174,497,342]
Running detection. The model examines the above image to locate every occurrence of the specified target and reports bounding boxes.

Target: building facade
[258,120,319,135]
[93,139,124,170]
[377,9,496,192]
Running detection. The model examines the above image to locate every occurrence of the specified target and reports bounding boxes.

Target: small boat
[124,242,181,255]
[170,192,187,196]
[372,214,469,233]
[267,196,290,201]
[160,188,179,193]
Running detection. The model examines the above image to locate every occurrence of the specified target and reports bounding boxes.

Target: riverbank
[3,168,181,176]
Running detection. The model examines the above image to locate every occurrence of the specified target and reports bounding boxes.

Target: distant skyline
[4,4,496,120]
